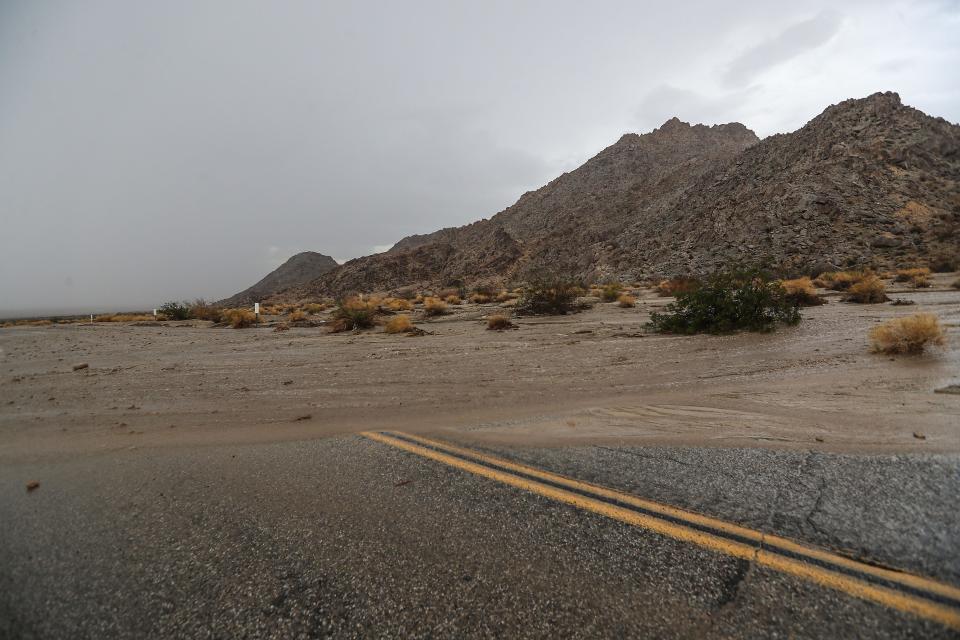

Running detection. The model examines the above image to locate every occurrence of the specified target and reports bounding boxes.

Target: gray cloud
[0,1,956,314]
[723,11,843,88]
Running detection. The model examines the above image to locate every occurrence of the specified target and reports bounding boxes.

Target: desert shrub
[221,308,257,328]
[910,274,932,288]
[159,301,191,321]
[656,278,700,297]
[289,310,307,322]
[329,297,378,332]
[929,254,957,273]
[779,277,826,306]
[393,286,418,300]
[953,278,960,290]
[472,284,497,297]
[437,288,460,300]
[516,275,582,315]
[445,295,462,305]
[486,314,514,330]
[384,314,415,334]
[189,299,222,321]
[844,276,890,303]
[423,297,448,316]
[869,314,946,354]
[813,271,868,291]
[301,303,327,314]
[385,298,413,311]
[12,319,53,327]
[649,271,800,334]
[601,283,622,302]
[495,290,515,302]
[894,267,931,283]
[617,293,636,308]
[469,293,491,304]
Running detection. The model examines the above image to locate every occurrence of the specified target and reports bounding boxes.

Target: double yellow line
[361,430,960,630]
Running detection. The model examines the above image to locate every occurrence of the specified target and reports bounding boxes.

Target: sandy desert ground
[2,276,958,462]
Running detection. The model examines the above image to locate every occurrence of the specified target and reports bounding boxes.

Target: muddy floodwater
[2,279,959,462]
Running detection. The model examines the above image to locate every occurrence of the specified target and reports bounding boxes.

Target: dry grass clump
[617,293,636,308]
[779,277,826,306]
[813,271,869,291]
[301,303,327,314]
[495,290,517,302]
[486,314,514,330]
[892,268,931,289]
[423,297,448,316]
[189,299,223,321]
[445,295,462,305]
[94,314,155,322]
[289,310,307,322]
[469,293,491,304]
[329,297,378,332]
[843,276,890,303]
[952,278,960,290]
[384,298,413,311]
[221,308,258,328]
[894,267,931,283]
[3,319,54,327]
[656,278,699,297]
[910,274,932,288]
[384,314,415,334]
[600,283,622,302]
[869,313,946,354]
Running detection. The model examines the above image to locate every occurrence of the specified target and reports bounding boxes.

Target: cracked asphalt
[2,434,958,638]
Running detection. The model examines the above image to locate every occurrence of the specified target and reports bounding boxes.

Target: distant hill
[260,92,959,300]
[218,252,338,306]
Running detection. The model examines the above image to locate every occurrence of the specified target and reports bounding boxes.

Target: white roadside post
[153,309,157,319]
[254,302,260,320]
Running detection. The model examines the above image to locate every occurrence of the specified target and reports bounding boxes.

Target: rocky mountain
[611,92,960,275]
[219,251,338,306]
[272,92,959,300]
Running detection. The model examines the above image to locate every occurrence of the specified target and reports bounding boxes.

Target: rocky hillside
[611,92,960,275]
[219,251,338,306]
[273,92,959,300]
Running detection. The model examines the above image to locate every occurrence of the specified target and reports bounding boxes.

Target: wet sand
[1,279,958,461]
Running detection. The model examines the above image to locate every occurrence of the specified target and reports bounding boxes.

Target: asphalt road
[2,433,959,639]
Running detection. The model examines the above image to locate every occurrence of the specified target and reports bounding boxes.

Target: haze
[1,0,958,314]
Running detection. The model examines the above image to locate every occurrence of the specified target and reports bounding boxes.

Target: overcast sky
[1,0,958,313]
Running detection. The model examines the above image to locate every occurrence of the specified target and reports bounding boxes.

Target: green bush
[516,274,583,315]
[649,271,801,334]
[159,301,191,321]
[600,283,622,302]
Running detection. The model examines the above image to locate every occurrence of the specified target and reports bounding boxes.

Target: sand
[1,278,958,461]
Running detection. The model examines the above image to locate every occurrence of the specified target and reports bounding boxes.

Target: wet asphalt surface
[2,435,959,639]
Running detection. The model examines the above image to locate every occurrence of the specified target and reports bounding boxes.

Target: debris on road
[72,363,89,371]
[26,480,40,492]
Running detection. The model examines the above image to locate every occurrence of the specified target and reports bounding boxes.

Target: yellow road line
[361,430,960,630]
[396,431,960,604]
